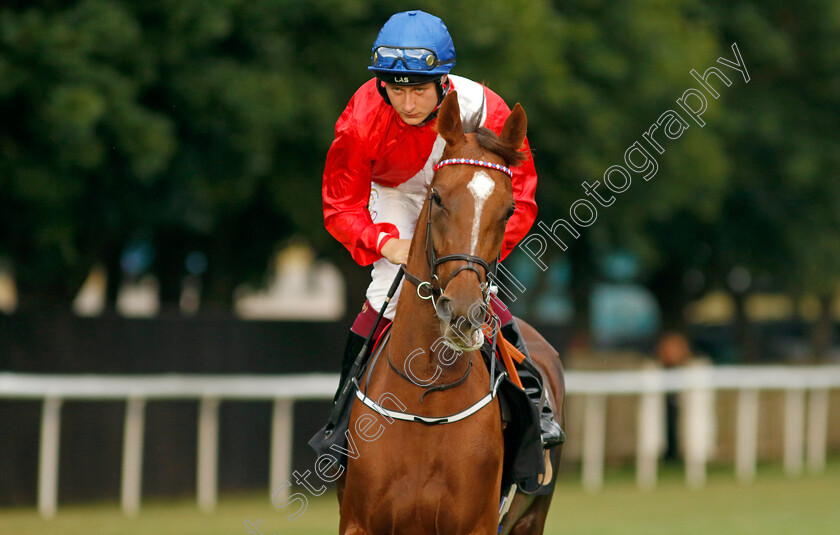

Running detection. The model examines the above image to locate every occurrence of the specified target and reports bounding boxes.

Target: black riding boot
[309,330,369,464]
[500,323,565,449]
[333,330,367,404]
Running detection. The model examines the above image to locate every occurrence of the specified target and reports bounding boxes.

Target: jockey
[322,10,563,448]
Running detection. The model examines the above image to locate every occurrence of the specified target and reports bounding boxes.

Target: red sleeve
[481,88,539,260]
[322,84,400,266]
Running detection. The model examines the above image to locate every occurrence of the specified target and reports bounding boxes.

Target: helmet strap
[419,75,450,123]
[436,75,451,106]
[376,78,392,105]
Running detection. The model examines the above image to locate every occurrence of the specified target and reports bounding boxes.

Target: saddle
[479,335,556,496]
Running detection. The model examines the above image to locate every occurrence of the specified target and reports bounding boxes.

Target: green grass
[2,460,839,534]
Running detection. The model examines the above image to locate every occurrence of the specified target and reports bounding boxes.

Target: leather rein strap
[355,372,506,426]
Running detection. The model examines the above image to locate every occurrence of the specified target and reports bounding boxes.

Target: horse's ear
[436,91,465,146]
[499,103,527,151]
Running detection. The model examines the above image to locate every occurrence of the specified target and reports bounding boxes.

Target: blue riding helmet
[370,10,456,109]
[369,10,455,84]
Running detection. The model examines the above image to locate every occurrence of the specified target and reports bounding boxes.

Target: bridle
[352,157,515,423]
[403,157,513,309]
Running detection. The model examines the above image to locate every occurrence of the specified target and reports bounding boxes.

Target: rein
[355,323,505,426]
[387,347,473,402]
[355,373,506,426]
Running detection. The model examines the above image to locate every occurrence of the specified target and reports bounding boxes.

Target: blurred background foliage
[0,1,838,359]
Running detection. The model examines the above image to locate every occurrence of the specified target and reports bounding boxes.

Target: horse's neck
[388,282,446,381]
[387,234,463,383]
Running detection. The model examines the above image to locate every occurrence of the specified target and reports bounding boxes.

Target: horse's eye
[431,190,443,207]
[506,202,516,219]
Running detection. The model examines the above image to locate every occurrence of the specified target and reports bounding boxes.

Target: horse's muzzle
[436,295,485,351]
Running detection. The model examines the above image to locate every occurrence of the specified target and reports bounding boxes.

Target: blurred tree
[0,0,170,307]
[702,0,840,360]
[2,0,837,360]
[509,0,732,337]
[0,0,388,310]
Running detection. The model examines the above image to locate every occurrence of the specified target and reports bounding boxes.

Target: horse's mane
[475,127,527,167]
[461,108,527,167]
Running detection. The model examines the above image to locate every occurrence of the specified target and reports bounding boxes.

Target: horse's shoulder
[513,317,564,409]
[513,317,560,362]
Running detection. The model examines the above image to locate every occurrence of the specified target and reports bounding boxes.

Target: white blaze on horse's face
[466,170,495,255]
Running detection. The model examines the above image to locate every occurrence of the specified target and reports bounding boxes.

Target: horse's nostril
[435,295,452,322]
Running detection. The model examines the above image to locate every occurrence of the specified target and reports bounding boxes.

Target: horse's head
[421,90,527,351]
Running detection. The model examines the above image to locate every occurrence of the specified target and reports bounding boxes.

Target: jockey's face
[384,80,440,126]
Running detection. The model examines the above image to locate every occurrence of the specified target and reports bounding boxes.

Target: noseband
[403,158,512,304]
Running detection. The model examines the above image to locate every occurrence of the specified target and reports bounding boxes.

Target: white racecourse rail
[1,365,839,518]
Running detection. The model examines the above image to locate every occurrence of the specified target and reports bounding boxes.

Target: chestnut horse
[338,91,565,535]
